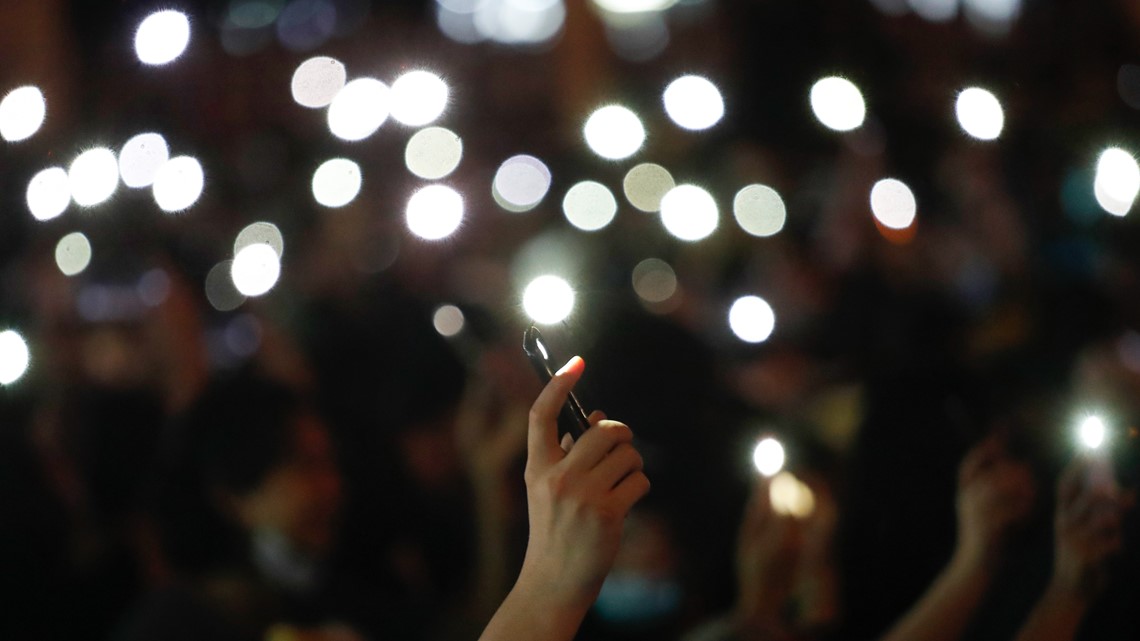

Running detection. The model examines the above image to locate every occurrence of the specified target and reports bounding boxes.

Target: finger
[610,470,651,513]
[588,442,644,492]
[528,356,585,468]
[564,420,634,470]
[959,435,1005,484]
[1057,457,1087,510]
[588,410,607,426]
[560,432,575,453]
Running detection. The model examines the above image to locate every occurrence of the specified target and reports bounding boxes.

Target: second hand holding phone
[523,325,591,441]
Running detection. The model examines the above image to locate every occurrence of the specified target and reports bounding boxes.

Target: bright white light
[69,148,119,207]
[312,158,362,208]
[234,222,284,258]
[956,88,1003,141]
[152,156,204,212]
[770,471,815,518]
[473,0,566,45]
[523,275,575,324]
[291,56,347,109]
[908,0,959,22]
[1094,147,1140,217]
[631,258,677,304]
[562,181,617,231]
[406,184,464,240]
[663,75,724,131]
[26,167,71,221]
[584,105,646,161]
[810,76,866,132]
[591,0,678,13]
[433,304,465,337]
[0,330,30,385]
[0,86,46,142]
[390,71,449,127]
[405,127,463,179]
[135,10,191,65]
[870,178,917,229]
[119,133,170,188]
[964,0,1020,21]
[55,232,92,277]
[493,154,552,212]
[231,243,281,297]
[1078,415,1107,450]
[660,184,718,241]
[752,437,785,477]
[623,163,674,212]
[327,78,391,141]
[729,295,776,343]
[733,185,786,237]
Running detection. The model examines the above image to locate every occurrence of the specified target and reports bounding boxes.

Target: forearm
[1012,582,1087,641]
[478,577,592,641]
[877,553,990,641]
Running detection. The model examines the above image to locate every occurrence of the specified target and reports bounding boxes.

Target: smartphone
[523,325,591,440]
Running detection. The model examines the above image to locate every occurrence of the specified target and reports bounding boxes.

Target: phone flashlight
[1077,415,1108,451]
[523,325,591,440]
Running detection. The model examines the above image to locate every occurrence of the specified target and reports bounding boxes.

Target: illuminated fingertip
[555,355,583,376]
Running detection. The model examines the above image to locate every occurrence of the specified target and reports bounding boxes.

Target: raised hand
[953,436,1036,567]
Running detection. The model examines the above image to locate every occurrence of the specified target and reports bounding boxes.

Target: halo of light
[231,243,282,297]
[27,167,71,221]
[770,471,815,518]
[660,184,718,241]
[729,295,776,343]
[733,184,786,237]
[583,105,645,161]
[406,184,464,240]
[436,6,483,44]
[474,0,566,45]
[119,132,170,188]
[433,304,465,337]
[622,163,674,212]
[0,86,46,142]
[327,77,391,141]
[291,56,347,108]
[604,13,670,63]
[908,0,959,22]
[152,156,205,212]
[205,261,247,312]
[1094,147,1140,217]
[234,222,285,258]
[809,76,866,132]
[591,0,678,12]
[55,232,92,277]
[0,330,30,385]
[631,258,677,304]
[135,10,191,65]
[663,75,724,131]
[523,275,575,324]
[311,158,362,208]
[493,154,552,212]
[1078,415,1107,450]
[752,437,785,477]
[405,127,463,179]
[870,178,917,229]
[69,148,119,207]
[955,87,1004,141]
[390,70,449,127]
[562,181,617,231]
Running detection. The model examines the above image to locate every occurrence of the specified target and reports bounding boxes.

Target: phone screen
[523,325,591,440]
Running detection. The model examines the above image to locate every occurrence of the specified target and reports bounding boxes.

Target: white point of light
[1078,415,1107,450]
[562,181,617,231]
[870,178,917,229]
[663,75,724,131]
[231,243,281,297]
[327,78,391,142]
[312,158,362,208]
[405,127,463,179]
[234,222,284,258]
[523,275,575,324]
[55,232,93,277]
[0,86,46,142]
[69,148,119,207]
[291,56,347,109]
[135,10,191,65]
[27,167,71,221]
[433,304,465,337]
[734,185,786,237]
[623,163,674,212]
[0,330,30,385]
[770,471,815,518]
[729,295,776,344]
[390,71,449,127]
[955,87,1004,141]
[406,184,464,240]
[119,133,170,188]
[1094,147,1140,217]
[752,437,785,477]
[810,76,866,132]
[631,258,677,304]
[591,0,678,13]
[493,154,552,212]
[152,156,204,212]
[660,184,718,241]
[584,105,645,161]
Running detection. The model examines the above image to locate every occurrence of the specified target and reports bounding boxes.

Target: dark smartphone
[523,325,591,440]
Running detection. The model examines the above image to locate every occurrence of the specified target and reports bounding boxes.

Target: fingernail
[555,355,582,376]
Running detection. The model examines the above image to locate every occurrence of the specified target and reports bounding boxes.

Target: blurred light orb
[234,221,285,258]
[153,155,204,212]
[1094,147,1140,217]
[135,10,191,65]
[604,13,670,63]
[660,184,718,241]
[137,268,172,307]
[523,275,575,324]
[0,330,30,385]
[473,0,566,45]
[752,437,785,477]
[231,243,281,297]
[623,163,674,212]
[405,127,463,179]
[312,158,362,208]
[584,105,645,161]
[493,154,552,212]
[327,77,391,141]
[908,0,958,22]
[55,232,93,277]
[69,148,119,207]
[436,6,484,44]
[27,167,71,221]
[663,75,724,131]
[0,86,46,142]
[390,71,449,127]
[1078,415,1107,450]
[631,258,677,304]
[963,0,1021,23]
[770,471,815,518]
[406,184,464,240]
[119,132,170,188]
[733,184,786,237]
[433,304,465,337]
[291,56,347,108]
[955,87,1003,141]
[562,181,617,231]
[809,76,866,132]
[870,178,917,229]
[206,260,247,312]
[591,0,678,12]
[729,295,776,343]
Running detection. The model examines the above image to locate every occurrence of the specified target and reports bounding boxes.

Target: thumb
[527,356,585,468]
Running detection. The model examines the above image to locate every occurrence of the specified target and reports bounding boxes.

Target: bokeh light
[390,70,449,127]
[523,275,575,324]
[69,148,119,207]
[769,471,815,518]
[584,105,645,161]
[729,295,776,343]
[205,260,247,312]
[493,154,552,212]
[591,0,678,12]
[137,268,171,307]
[603,13,669,63]
[660,184,718,241]
[406,184,464,240]
[311,158,363,207]
[152,155,205,212]
[663,75,724,131]
[291,56,347,108]
[623,163,674,212]
[809,76,866,132]
[433,304,465,337]
[468,0,567,45]
[55,232,93,277]
[562,181,617,231]
[1077,415,1107,450]
[631,258,677,304]
[231,243,282,297]
[733,184,786,237]
[1094,147,1140,217]
[119,133,170,188]
[955,87,1004,141]
[135,10,191,65]
[327,77,391,141]
[908,0,958,22]
[870,178,917,229]
[405,126,463,179]
[0,86,46,142]
[234,222,285,258]
[0,330,31,386]
[26,167,71,221]
[752,437,785,477]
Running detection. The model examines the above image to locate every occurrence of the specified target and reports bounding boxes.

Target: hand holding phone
[523,326,591,440]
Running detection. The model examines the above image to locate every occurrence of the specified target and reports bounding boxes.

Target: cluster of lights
[319,64,449,142]
[435,0,567,46]
[204,222,286,311]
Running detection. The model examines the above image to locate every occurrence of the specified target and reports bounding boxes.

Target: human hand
[954,437,1036,568]
[456,380,530,488]
[1050,455,1131,602]
[735,474,801,632]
